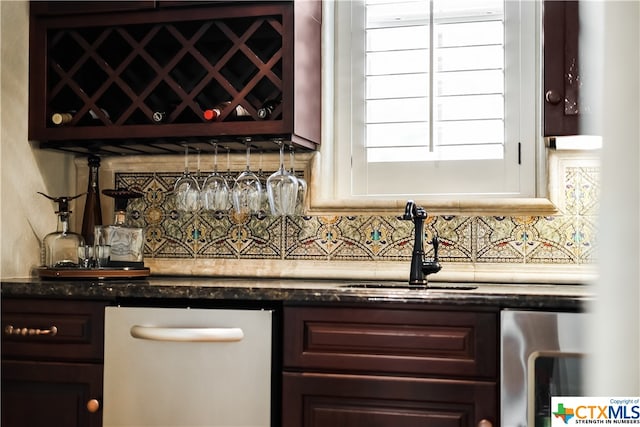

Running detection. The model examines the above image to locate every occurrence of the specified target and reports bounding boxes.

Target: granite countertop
[0,276,593,310]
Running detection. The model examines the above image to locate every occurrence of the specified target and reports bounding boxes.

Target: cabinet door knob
[545,90,562,105]
[477,419,493,427]
[86,399,100,413]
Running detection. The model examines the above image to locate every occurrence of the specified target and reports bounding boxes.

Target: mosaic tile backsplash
[116,164,599,265]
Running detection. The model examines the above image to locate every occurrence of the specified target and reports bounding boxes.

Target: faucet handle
[432,234,439,262]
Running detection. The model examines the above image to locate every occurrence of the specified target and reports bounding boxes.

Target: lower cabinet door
[283,372,497,427]
[1,360,103,427]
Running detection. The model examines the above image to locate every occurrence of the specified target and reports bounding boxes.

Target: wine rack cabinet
[28,1,321,155]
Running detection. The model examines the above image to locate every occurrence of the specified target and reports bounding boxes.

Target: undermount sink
[339,283,478,291]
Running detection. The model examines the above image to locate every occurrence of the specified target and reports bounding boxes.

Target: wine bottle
[152,111,166,123]
[51,112,74,125]
[88,108,110,121]
[257,97,282,120]
[203,102,251,121]
[52,109,110,126]
[149,100,175,124]
[81,155,103,246]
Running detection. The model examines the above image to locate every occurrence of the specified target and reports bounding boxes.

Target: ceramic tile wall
[117,163,599,265]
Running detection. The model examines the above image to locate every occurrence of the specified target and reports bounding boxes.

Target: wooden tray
[37,267,150,280]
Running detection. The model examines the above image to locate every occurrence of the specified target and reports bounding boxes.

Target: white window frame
[312,0,554,214]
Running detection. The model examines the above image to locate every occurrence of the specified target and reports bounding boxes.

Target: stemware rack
[28,1,321,155]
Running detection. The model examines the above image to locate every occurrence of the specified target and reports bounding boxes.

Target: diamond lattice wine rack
[28,2,321,155]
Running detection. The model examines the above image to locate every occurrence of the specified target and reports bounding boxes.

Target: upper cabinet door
[543,0,580,137]
[28,1,321,155]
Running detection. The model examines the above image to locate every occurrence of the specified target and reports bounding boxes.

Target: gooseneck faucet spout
[402,200,442,286]
[404,200,428,285]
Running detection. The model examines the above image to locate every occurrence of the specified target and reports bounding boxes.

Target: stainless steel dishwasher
[103,306,273,427]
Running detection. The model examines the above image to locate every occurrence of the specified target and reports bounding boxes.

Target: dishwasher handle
[130,325,244,342]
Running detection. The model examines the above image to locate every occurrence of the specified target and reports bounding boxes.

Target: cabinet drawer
[282,372,497,427]
[1,299,107,362]
[284,306,497,379]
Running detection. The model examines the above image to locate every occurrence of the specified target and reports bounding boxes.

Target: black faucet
[402,200,442,286]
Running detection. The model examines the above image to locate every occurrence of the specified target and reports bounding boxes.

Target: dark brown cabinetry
[1,298,108,427]
[543,0,580,136]
[282,305,499,427]
[29,1,321,155]
[30,1,155,15]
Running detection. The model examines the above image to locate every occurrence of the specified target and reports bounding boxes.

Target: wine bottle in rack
[148,99,176,124]
[81,155,103,246]
[87,108,110,123]
[152,111,166,123]
[51,111,74,126]
[53,109,111,126]
[257,97,282,119]
[203,102,251,121]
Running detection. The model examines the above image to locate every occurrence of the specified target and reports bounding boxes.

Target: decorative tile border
[114,160,600,266]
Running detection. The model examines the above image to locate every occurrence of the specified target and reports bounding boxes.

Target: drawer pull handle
[86,399,100,413]
[4,325,58,337]
[130,325,244,342]
[477,419,493,427]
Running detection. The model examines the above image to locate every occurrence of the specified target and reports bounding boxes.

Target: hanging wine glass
[289,145,308,215]
[231,140,263,215]
[195,148,202,182]
[201,142,231,212]
[256,149,270,217]
[173,144,201,212]
[267,141,299,216]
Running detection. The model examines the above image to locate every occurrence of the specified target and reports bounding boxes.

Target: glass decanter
[96,187,145,267]
[39,192,85,268]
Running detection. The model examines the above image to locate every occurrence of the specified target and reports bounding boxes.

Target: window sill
[306,152,559,217]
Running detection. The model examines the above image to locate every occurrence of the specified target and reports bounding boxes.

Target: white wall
[0,0,75,279]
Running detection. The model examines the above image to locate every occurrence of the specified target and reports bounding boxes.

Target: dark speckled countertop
[0,276,593,310]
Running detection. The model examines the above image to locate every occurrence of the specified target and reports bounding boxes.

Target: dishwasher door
[103,306,272,427]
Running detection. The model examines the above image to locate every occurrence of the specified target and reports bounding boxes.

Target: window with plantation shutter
[333,0,539,199]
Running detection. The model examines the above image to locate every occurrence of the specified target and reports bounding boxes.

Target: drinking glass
[289,146,308,215]
[77,245,94,268]
[173,145,201,212]
[93,227,111,268]
[95,245,111,268]
[201,143,231,211]
[267,142,299,216]
[231,142,263,215]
